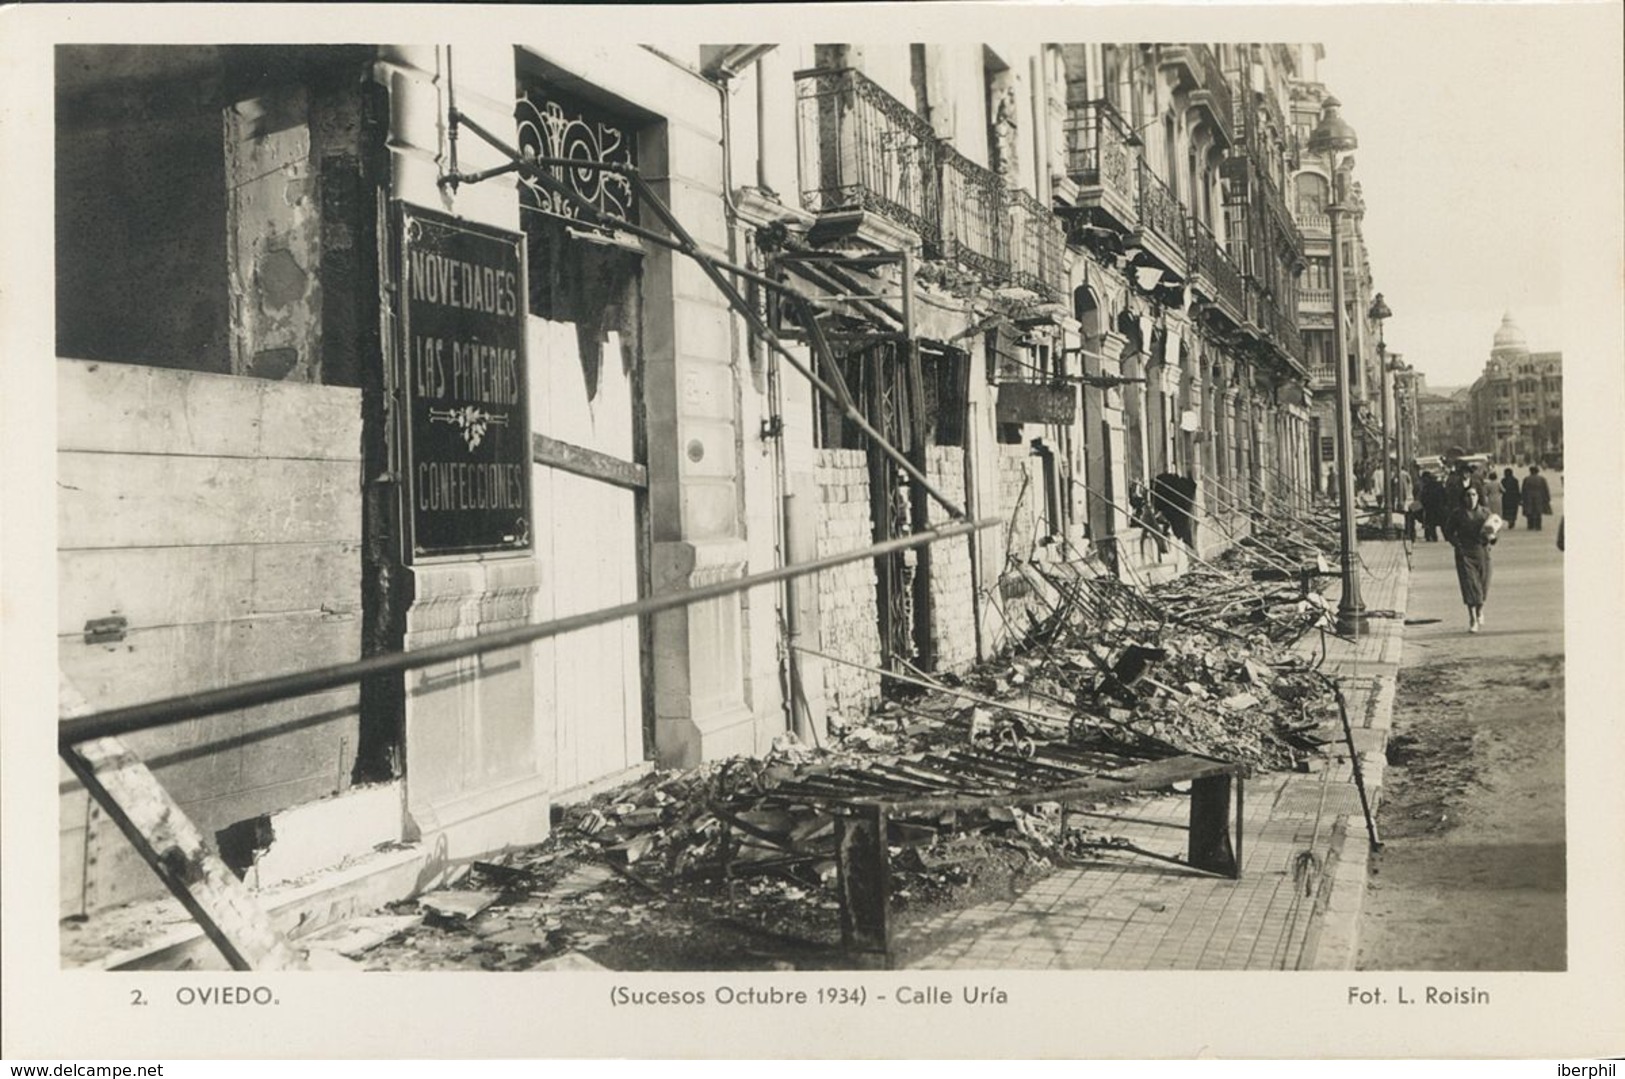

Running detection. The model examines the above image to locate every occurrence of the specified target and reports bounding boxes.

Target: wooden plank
[838,754,1237,814]
[60,615,360,709]
[57,358,361,461]
[63,736,308,970]
[58,453,361,549]
[59,676,305,968]
[58,542,361,635]
[532,431,646,491]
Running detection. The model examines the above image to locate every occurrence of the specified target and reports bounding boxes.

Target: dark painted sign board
[996,381,1077,425]
[397,203,531,559]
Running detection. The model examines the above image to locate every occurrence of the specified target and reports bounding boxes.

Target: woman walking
[1500,467,1522,529]
[1443,485,1498,633]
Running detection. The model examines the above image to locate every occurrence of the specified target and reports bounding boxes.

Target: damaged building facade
[56,41,1367,921]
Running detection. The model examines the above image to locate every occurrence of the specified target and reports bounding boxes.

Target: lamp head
[1307,97,1359,157]
[1368,292,1392,321]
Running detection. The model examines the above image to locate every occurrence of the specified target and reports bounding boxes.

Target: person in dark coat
[1419,471,1447,542]
[1443,485,1497,633]
[1443,460,1488,508]
[1521,465,1553,530]
[1500,467,1522,529]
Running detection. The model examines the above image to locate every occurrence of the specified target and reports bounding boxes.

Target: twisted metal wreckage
[59,85,1378,971]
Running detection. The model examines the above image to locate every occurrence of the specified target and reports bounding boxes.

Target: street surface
[1357,480,1565,970]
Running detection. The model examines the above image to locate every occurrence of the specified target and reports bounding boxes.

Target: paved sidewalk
[901,540,1410,971]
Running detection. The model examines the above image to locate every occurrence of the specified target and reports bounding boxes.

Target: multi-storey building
[54,40,1346,920]
[1468,313,1564,464]
[1288,47,1386,494]
[1417,387,1474,457]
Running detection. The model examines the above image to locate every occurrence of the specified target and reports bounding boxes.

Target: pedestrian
[1520,465,1552,530]
[1419,471,1446,542]
[1443,459,1487,508]
[1500,467,1522,529]
[1484,466,1503,517]
[1442,485,1498,633]
[1398,467,1418,541]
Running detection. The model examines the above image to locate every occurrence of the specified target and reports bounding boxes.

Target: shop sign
[398,203,531,559]
[996,381,1077,425]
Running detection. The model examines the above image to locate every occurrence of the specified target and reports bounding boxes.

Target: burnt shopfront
[54,44,788,917]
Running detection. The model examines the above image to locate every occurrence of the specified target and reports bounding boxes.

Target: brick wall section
[814,449,883,722]
[926,446,978,673]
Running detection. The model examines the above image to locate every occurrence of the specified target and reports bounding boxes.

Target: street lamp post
[1369,292,1393,537]
[1309,98,1367,636]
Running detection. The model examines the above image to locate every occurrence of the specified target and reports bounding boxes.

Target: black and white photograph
[3,2,1622,1064]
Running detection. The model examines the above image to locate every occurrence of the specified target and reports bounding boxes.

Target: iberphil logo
[428,405,510,451]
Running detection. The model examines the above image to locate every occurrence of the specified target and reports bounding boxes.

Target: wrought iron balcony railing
[1062,98,1138,227]
[937,142,1010,282]
[1192,45,1233,138]
[793,66,1065,298]
[1253,166,1304,261]
[1008,187,1066,300]
[1248,284,1305,370]
[795,67,940,244]
[1187,217,1245,321]
[1137,157,1188,262]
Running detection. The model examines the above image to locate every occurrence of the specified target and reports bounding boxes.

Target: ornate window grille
[515,88,637,224]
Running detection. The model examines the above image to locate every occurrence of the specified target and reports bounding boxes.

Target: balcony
[1253,167,1304,263]
[1249,285,1306,374]
[1187,218,1244,324]
[793,66,1067,302]
[937,142,1010,282]
[1007,187,1066,301]
[1189,45,1234,146]
[1298,285,1332,313]
[1135,158,1188,276]
[1294,197,1330,237]
[1062,99,1138,232]
[1158,43,1202,87]
[795,67,940,245]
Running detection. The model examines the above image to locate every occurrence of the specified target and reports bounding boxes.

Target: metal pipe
[465,126,968,518]
[60,518,999,747]
[444,47,458,190]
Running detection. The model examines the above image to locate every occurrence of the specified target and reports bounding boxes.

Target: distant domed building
[1469,312,1562,465]
[1491,311,1528,356]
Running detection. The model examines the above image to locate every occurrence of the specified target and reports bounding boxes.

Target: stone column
[640,111,757,769]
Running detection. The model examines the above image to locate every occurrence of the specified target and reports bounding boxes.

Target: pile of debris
[343,747,1076,971]
[340,513,1348,970]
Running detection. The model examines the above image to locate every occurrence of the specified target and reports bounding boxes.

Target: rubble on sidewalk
[347,517,1345,971]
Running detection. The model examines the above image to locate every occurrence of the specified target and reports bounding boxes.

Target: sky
[1314,20,1578,392]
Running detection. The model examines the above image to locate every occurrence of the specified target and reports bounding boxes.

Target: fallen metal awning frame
[713,745,1245,968]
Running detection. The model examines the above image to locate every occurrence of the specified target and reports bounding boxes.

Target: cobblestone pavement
[902,539,1409,971]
